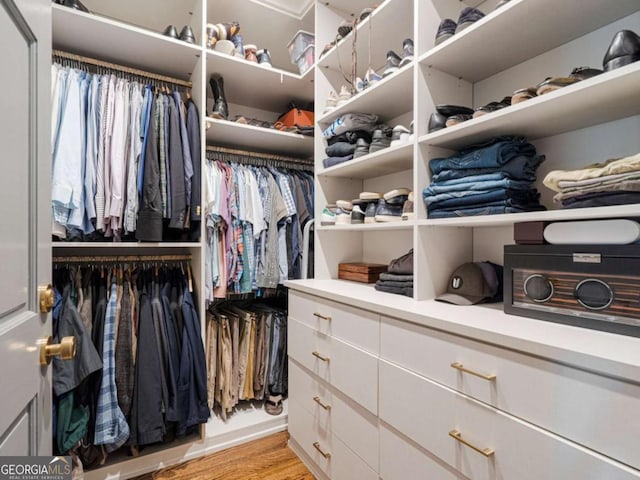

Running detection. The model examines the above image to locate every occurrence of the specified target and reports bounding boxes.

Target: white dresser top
[286,279,640,381]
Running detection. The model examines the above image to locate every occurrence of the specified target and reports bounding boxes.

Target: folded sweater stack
[375,249,413,297]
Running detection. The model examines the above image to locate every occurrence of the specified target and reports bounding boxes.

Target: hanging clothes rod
[52,49,193,89]
[52,254,192,264]
[205,145,314,166]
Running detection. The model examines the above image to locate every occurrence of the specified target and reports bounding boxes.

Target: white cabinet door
[0,0,52,457]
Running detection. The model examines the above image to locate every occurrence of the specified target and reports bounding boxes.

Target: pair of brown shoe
[512,66,603,105]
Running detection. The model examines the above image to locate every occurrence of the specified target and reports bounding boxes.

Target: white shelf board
[317,221,414,232]
[418,204,640,228]
[317,0,413,77]
[418,61,640,150]
[419,0,640,82]
[318,64,414,127]
[206,118,314,157]
[52,242,201,248]
[52,4,202,80]
[318,142,413,179]
[206,50,314,112]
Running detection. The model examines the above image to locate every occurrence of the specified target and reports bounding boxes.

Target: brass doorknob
[39,336,76,366]
[38,284,55,313]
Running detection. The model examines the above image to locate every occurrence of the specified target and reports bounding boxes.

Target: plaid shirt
[95,282,130,450]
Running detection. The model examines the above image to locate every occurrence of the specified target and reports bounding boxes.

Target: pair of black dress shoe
[163,25,196,44]
[603,30,640,72]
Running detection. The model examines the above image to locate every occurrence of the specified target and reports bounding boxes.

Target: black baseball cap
[436,262,502,305]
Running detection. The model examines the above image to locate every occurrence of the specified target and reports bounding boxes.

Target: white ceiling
[249,0,314,20]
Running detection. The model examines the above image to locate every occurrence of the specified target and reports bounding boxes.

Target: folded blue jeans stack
[423,136,546,218]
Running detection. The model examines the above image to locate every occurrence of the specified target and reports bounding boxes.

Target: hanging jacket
[136,95,163,241]
[177,286,210,435]
[186,99,201,226]
[53,285,102,397]
[168,95,187,229]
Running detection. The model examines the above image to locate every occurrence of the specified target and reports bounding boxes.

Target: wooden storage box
[338,263,387,284]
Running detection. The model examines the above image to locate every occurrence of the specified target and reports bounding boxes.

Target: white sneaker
[359,191,383,200]
[384,188,411,201]
[321,207,336,226]
[390,125,411,147]
[335,208,351,225]
[336,85,353,106]
[336,199,353,211]
[323,90,339,114]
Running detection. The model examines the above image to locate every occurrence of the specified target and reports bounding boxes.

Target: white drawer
[381,316,640,469]
[289,318,378,414]
[289,359,379,471]
[379,360,640,480]
[380,424,462,480]
[289,398,377,480]
[289,291,379,354]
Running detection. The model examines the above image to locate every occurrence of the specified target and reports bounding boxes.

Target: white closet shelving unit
[51,0,313,478]
[312,0,640,300]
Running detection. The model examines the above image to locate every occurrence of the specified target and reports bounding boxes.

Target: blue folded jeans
[322,155,354,168]
[430,138,537,175]
[424,177,532,196]
[425,188,539,209]
[430,155,544,182]
[428,205,544,218]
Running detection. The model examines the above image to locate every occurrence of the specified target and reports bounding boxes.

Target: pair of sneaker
[324,85,354,113]
[435,7,485,46]
[332,190,414,224]
[353,123,414,158]
[383,38,414,77]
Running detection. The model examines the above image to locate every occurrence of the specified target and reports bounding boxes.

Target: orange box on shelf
[278,107,314,128]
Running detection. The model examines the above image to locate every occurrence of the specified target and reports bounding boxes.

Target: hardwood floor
[133,432,315,480]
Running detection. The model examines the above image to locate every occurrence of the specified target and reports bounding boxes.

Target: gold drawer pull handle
[313,312,332,321]
[449,430,494,457]
[313,442,331,459]
[313,396,332,410]
[451,362,496,381]
[312,351,330,362]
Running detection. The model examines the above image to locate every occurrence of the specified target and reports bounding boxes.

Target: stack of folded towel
[375,249,413,297]
[423,136,546,218]
[322,113,379,168]
[543,152,640,208]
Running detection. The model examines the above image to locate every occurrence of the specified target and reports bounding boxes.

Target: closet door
[0,0,52,457]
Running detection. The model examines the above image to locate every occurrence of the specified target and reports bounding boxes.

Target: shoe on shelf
[321,206,337,226]
[163,25,179,39]
[428,111,447,133]
[384,188,411,204]
[435,19,457,46]
[364,201,377,224]
[535,76,579,96]
[323,90,339,114]
[436,104,474,117]
[355,77,366,93]
[62,0,89,13]
[569,66,603,81]
[336,199,353,211]
[603,30,640,72]
[369,127,392,153]
[402,192,415,220]
[244,44,258,62]
[455,7,485,33]
[335,208,352,225]
[511,86,538,104]
[365,67,383,87]
[473,96,511,118]
[399,38,414,67]
[209,74,229,120]
[257,49,273,67]
[179,25,196,44]
[390,125,411,147]
[337,85,353,106]
[360,191,383,201]
[445,114,473,127]
[358,7,374,23]
[383,50,402,77]
[408,120,415,141]
[351,203,366,224]
[338,19,354,38]
[495,0,511,9]
[353,138,371,158]
[374,199,404,222]
[232,33,244,56]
